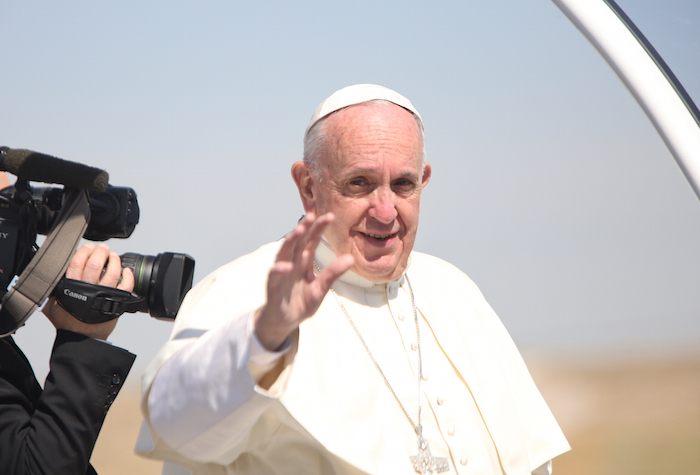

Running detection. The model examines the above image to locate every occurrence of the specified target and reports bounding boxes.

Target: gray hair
[303,100,427,179]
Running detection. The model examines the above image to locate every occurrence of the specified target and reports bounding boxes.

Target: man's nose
[367,188,398,223]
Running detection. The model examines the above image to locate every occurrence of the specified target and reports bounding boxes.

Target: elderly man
[136,84,570,475]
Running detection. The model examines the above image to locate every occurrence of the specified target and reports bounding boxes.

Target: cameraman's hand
[0,172,11,189]
[43,243,135,340]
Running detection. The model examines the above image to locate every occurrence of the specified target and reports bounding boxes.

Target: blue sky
[2,0,699,383]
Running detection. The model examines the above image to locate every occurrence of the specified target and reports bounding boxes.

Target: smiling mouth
[362,232,397,241]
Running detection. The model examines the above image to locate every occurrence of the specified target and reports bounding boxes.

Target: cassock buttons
[112,373,121,385]
[447,427,455,436]
[460,456,469,466]
[437,397,445,406]
[411,343,417,351]
[397,312,405,321]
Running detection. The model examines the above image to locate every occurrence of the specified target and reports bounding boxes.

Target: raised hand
[253,213,354,351]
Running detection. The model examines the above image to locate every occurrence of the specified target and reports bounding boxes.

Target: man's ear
[421,163,432,189]
[418,163,432,213]
[291,161,317,213]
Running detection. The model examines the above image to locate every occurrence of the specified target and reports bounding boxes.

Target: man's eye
[393,180,416,193]
[349,179,368,187]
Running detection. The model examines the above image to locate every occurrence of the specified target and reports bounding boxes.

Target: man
[0,241,136,474]
[137,84,570,474]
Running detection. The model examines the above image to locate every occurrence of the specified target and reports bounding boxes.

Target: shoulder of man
[185,240,282,299]
[165,241,282,335]
[140,240,285,391]
[209,240,283,280]
[407,250,492,313]
[408,251,478,287]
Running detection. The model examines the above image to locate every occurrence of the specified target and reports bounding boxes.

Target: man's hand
[43,243,134,340]
[253,213,354,351]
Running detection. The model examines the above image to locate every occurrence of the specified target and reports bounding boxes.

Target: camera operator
[0,238,136,474]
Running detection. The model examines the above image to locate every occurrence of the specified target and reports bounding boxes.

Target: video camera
[0,147,195,336]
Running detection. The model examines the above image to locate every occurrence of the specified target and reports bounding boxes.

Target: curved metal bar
[552,0,700,200]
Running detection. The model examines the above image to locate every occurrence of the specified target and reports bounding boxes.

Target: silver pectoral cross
[410,427,449,474]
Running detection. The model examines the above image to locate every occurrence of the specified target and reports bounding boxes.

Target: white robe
[136,240,570,474]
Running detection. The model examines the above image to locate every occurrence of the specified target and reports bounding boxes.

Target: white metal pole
[552,0,700,200]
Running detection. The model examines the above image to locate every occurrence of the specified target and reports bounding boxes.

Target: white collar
[315,238,408,293]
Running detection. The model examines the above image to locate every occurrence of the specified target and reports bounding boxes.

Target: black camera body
[0,175,194,326]
[0,181,141,296]
[31,184,140,241]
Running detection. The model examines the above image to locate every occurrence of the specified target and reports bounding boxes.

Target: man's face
[297,103,431,283]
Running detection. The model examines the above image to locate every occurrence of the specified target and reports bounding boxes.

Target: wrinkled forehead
[319,104,425,174]
[324,102,423,146]
[305,84,423,138]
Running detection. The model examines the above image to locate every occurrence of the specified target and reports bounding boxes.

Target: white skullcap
[304,84,423,137]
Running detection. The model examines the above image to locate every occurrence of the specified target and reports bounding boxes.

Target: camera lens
[121,253,155,297]
[120,252,195,320]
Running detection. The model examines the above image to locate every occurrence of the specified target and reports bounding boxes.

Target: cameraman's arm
[0,243,136,474]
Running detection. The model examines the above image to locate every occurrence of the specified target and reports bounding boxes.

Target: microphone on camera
[0,147,109,192]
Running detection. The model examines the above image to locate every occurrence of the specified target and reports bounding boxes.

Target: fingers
[45,242,128,341]
[316,254,354,292]
[65,243,96,280]
[118,268,135,293]
[305,213,333,257]
[276,213,316,264]
[277,212,334,266]
[100,251,123,287]
[81,243,112,283]
[66,243,131,291]
[258,212,352,351]
[273,212,347,289]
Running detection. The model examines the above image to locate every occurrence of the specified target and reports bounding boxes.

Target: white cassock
[135,240,570,475]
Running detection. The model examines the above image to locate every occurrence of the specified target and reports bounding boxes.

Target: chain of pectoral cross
[321,265,450,474]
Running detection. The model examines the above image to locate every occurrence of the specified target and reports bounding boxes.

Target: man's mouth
[363,232,397,241]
